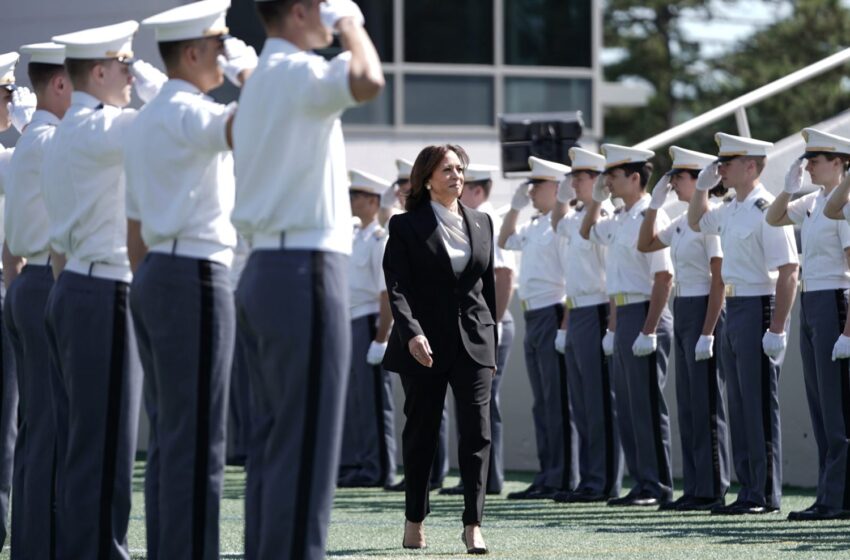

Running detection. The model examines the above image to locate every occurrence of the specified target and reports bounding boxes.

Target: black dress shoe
[711,497,748,515]
[714,500,777,515]
[507,484,540,500]
[385,479,406,492]
[439,484,465,496]
[486,488,502,496]
[337,476,382,488]
[607,492,640,506]
[554,488,609,503]
[677,496,725,512]
[787,504,850,521]
[429,481,443,491]
[658,495,695,511]
[507,485,556,500]
[631,493,662,507]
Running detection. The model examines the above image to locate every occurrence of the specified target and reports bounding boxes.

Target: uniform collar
[358,219,380,237]
[162,78,203,96]
[625,194,650,216]
[263,37,302,57]
[29,109,61,127]
[71,90,104,109]
[738,183,767,209]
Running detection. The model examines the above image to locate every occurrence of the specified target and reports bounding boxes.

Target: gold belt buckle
[724,284,735,298]
[565,297,575,310]
[614,293,626,306]
[521,299,529,312]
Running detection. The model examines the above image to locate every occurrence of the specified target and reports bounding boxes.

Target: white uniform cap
[528,156,570,181]
[396,158,413,181]
[0,52,19,87]
[668,146,715,172]
[801,128,850,157]
[349,169,391,196]
[600,143,654,170]
[568,147,605,174]
[714,132,772,161]
[53,21,139,61]
[20,42,66,66]
[142,0,231,43]
[465,164,499,183]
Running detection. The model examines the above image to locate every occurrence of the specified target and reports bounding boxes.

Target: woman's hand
[408,335,434,368]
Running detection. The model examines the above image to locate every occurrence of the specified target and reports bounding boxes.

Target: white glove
[632,332,657,357]
[592,173,610,203]
[380,184,398,209]
[696,162,720,191]
[511,183,531,211]
[366,340,387,365]
[832,334,850,361]
[497,322,503,343]
[649,175,672,210]
[762,330,787,358]
[694,334,714,361]
[320,0,365,31]
[218,37,258,87]
[131,60,168,104]
[783,159,805,195]
[554,329,567,354]
[602,329,615,356]
[9,87,36,133]
[557,177,576,204]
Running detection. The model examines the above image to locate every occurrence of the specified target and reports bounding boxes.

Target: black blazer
[382,201,498,375]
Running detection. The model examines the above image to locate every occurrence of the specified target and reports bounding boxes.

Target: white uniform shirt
[42,91,137,267]
[478,201,515,272]
[125,79,236,267]
[698,183,798,294]
[788,189,850,289]
[5,110,58,259]
[503,211,566,309]
[0,143,13,265]
[657,210,723,296]
[589,195,673,296]
[556,201,614,301]
[232,38,357,255]
[349,220,388,320]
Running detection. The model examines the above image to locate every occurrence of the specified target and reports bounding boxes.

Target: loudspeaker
[499,112,583,174]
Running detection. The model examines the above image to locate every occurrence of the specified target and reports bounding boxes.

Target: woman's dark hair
[405,144,469,212]
[823,153,850,173]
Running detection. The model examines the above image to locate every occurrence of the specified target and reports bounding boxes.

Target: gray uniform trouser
[130,253,235,560]
[721,295,783,508]
[673,296,730,499]
[338,314,397,486]
[523,303,579,490]
[237,250,351,560]
[612,302,673,500]
[228,304,252,464]
[564,303,622,497]
[46,269,143,560]
[799,289,850,510]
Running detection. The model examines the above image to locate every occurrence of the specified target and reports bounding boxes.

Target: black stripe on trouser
[759,295,775,502]
[835,290,850,510]
[367,315,390,483]
[706,346,722,498]
[595,304,615,496]
[554,305,572,491]
[98,283,128,560]
[644,302,671,491]
[291,253,325,559]
[192,261,214,558]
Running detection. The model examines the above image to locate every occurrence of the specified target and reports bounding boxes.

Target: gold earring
[426,184,432,190]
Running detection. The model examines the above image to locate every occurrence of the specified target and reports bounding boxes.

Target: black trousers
[400,347,492,526]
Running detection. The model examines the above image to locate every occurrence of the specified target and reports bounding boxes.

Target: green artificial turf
[5,463,847,559]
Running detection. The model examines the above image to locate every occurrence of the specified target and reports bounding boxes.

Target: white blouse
[431,201,471,276]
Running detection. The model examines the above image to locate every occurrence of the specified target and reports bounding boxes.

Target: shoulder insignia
[614,207,624,215]
[600,208,608,217]
[640,210,647,218]
[723,195,734,203]
[806,210,811,218]
[531,214,540,222]
[575,202,585,212]
[676,226,681,234]
[754,198,769,211]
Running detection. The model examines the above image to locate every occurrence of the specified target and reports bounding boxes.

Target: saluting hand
[696,162,720,191]
[591,173,610,203]
[649,175,672,210]
[408,335,434,368]
[783,159,805,195]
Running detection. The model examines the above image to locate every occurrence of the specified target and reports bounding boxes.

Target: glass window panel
[404,0,493,64]
[404,75,493,126]
[343,75,395,125]
[318,0,394,62]
[504,77,592,124]
[504,0,592,67]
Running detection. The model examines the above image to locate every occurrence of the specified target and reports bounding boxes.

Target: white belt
[521,294,565,312]
[724,282,774,298]
[65,258,132,283]
[611,292,649,307]
[800,279,850,293]
[565,293,608,310]
[25,251,51,267]
[673,282,711,298]
[252,233,286,250]
[149,239,233,267]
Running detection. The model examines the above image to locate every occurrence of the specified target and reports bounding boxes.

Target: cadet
[580,144,674,507]
[441,163,516,496]
[42,21,165,557]
[125,2,258,557]
[227,235,252,466]
[500,156,578,500]
[688,132,798,514]
[550,147,623,503]
[638,146,730,511]
[0,49,36,554]
[338,169,397,489]
[230,0,384,557]
[770,129,850,520]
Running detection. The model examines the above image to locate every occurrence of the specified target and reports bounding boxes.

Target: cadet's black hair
[613,162,653,189]
[64,58,104,89]
[157,37,215,71]
[28,62,66,93]
[255,0,312,28]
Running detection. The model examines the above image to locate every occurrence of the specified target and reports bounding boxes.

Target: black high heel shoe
[461,528,488,555]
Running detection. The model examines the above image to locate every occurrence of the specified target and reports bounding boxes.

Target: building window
[344,75,395,125]
[403,75,494,126]
[504,0,592,68]
[504,77,592,124]
[359,0,394,62]
[404,0,493,64]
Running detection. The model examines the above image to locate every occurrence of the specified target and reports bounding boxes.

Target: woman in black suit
[383,144,497,554]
